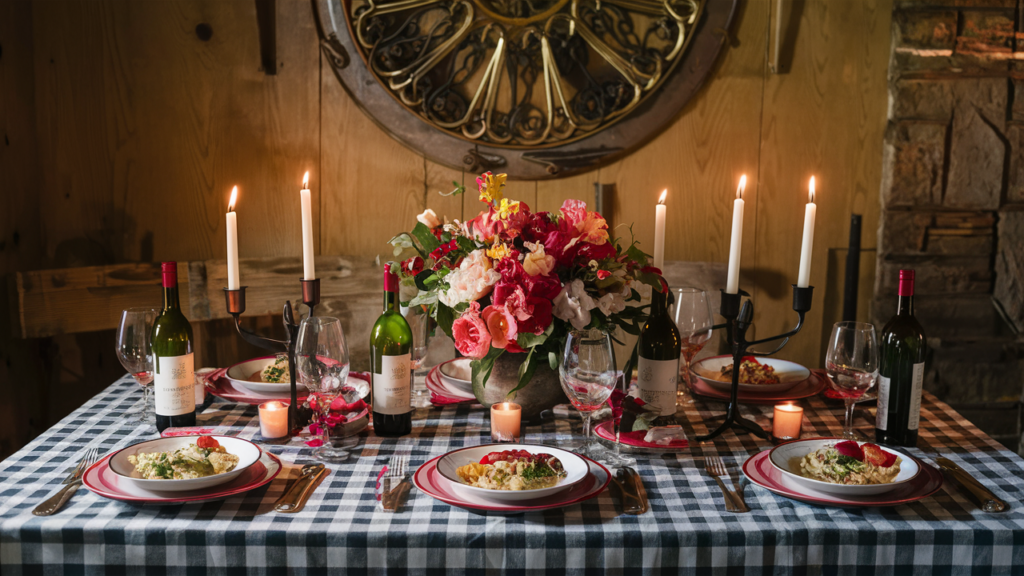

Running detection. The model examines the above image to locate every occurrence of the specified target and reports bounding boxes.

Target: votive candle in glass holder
[772,403,803,442]
[259,401,289,439]
[490,402,522,443]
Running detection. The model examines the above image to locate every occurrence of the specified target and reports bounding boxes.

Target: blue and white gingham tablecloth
[2,374,1024,574]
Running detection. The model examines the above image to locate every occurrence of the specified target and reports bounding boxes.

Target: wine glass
[296,317,351,462]
[559,329,617,460]
[403,305,431,408]
[825,321,879,440]
[671,287,714,405]
[115,308,158,423]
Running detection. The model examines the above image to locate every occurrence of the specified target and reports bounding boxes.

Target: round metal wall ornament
[314,0,737,179]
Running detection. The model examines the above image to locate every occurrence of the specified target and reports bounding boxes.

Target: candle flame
[302,171,310,189]
[737,175,747,199]
[658,189,667,205]
[809,176,816,203]
[228,186,238,212]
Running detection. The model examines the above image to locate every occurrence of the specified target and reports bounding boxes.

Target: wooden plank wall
[1,0,893,455]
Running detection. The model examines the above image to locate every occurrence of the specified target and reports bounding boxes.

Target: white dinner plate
[226,356,291,393]
[690,356,810,393]
[436,444,589,502]
[438,358,474,395]
[768,438,920,497]
[108,435,262,492]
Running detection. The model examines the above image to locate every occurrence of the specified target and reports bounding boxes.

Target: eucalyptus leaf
[508,348,537,397]
[548,351,558,371]
[470,347,505,401]
[408,291,437,307]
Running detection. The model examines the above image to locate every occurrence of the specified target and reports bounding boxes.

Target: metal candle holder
[696,284,813,442]
[223,278,320,431]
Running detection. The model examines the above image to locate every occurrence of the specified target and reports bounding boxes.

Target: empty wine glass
[296,317,351,462]
[671,287,714,405]
[115,308,158,423]
[559,329,617,460]
[403,305,431,408]
[825,321,879,440]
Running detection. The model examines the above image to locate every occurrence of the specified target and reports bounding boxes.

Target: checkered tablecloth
[2,374,1024,575]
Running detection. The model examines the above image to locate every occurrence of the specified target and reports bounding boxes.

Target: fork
[381,455,410,512]
[705,455,748,513]
[33,447,99,516]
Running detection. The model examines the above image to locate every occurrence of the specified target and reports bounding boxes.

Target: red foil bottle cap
[898,269,915,297]
[161,262,177,288]
[384,268,399,293]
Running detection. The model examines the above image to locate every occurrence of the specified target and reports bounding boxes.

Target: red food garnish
[196,436,220,449]
[834,440,864,461]
[862,443,898,467]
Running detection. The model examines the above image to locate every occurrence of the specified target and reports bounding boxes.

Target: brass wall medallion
[314,0,737,179]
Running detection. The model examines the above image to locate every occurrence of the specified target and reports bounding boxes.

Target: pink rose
[482,305,519,350]
[560,199,588,230]
[452,302,492,358]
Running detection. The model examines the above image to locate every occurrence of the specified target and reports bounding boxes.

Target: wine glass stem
[581,412,592,450]
[844,398,855,436]
[320,407,332,447]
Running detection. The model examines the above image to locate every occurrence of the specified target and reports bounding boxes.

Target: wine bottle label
[373,353,411,415]
[876,375,890,431]
[637,357,679,417]
[907,362,925,431]
[154,353,195,416]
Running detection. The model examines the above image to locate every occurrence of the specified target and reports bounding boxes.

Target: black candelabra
[695,285,813,442]
[223,279,320,431]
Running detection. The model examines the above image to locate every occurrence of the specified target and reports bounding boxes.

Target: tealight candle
[490,402,521,443]
[259,401,289,439]
[772,403,803,441]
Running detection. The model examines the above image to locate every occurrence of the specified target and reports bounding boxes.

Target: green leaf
[508,348,538,397]
[633,412,657,432]
[408,291,437,307]
[548,351,558,371]
[626,244,649,267]
[410,222,441,255]
[516,323,553,349]
[436,301,455,338]
[414,270,438,291]
[470,347,505,401]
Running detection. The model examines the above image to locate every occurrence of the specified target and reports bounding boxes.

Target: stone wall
[878,0,1024,451]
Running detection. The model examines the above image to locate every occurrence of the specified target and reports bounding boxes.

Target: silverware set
[610,467,649,515]
[275,463,328,513]
[33,447,99,516]
[380,455,411,512]
[705,455,749,513]
[935,457,1007,512]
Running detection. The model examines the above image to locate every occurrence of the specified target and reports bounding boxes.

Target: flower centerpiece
[389,171,663,417]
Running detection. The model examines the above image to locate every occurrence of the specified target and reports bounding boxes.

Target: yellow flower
[496,198,520,220]
[477,172,507,204]
[486,243,512,260]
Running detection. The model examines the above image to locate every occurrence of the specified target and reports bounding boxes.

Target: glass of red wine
[671,287,714,405]
[825,321,879,440]
[559,329,617,460]
[115,308,158,424]
[296,317,351,463]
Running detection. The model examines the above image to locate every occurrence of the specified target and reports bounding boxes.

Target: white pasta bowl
[108,436,262,492]
[690,356,809,393]
[436,444,590,502]
[225,356,292,393]
[438,358,474,395]
[768,438,920,497]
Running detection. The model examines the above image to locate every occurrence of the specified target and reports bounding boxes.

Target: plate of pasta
[436,444,589,502]
[768,438,920,496]
[690,356,810,393]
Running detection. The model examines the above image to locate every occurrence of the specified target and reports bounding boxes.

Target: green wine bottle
[151,261,195,432]
[876,269,927,447]
[370,267,413,437]
[636,287,681,418]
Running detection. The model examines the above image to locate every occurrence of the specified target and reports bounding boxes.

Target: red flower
[401,256,424,276]
[597,270,611,280]
[521,212,558,243]
[576,242,616,263]
[519,297,552,334]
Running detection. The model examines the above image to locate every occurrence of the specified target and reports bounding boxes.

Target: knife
[611,467,649,515]
[275,463,327,513]
[936,457,1007,513]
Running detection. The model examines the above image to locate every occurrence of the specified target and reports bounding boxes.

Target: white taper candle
[653,189,667,270]
[226,186,240,290]
[725,175,746,294]
[300,172,316,281]
[797,176,817,288]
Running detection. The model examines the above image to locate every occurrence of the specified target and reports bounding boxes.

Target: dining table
[1,372,1023,574]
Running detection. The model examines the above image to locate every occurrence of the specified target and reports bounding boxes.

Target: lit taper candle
[725,175,746,294]
[226,186,240,290]
[300,172,315,281]
[653,189,667,270]
[797,176,817,288]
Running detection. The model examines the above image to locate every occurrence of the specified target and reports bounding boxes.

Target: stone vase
[476,352,567,423]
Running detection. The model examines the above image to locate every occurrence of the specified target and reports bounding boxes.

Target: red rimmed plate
[742,448,943,508]
[83,450,283,504]
[689,370,827,405]
[425,366,475,406]
[594,420,689,452]
[414,452,610,513]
